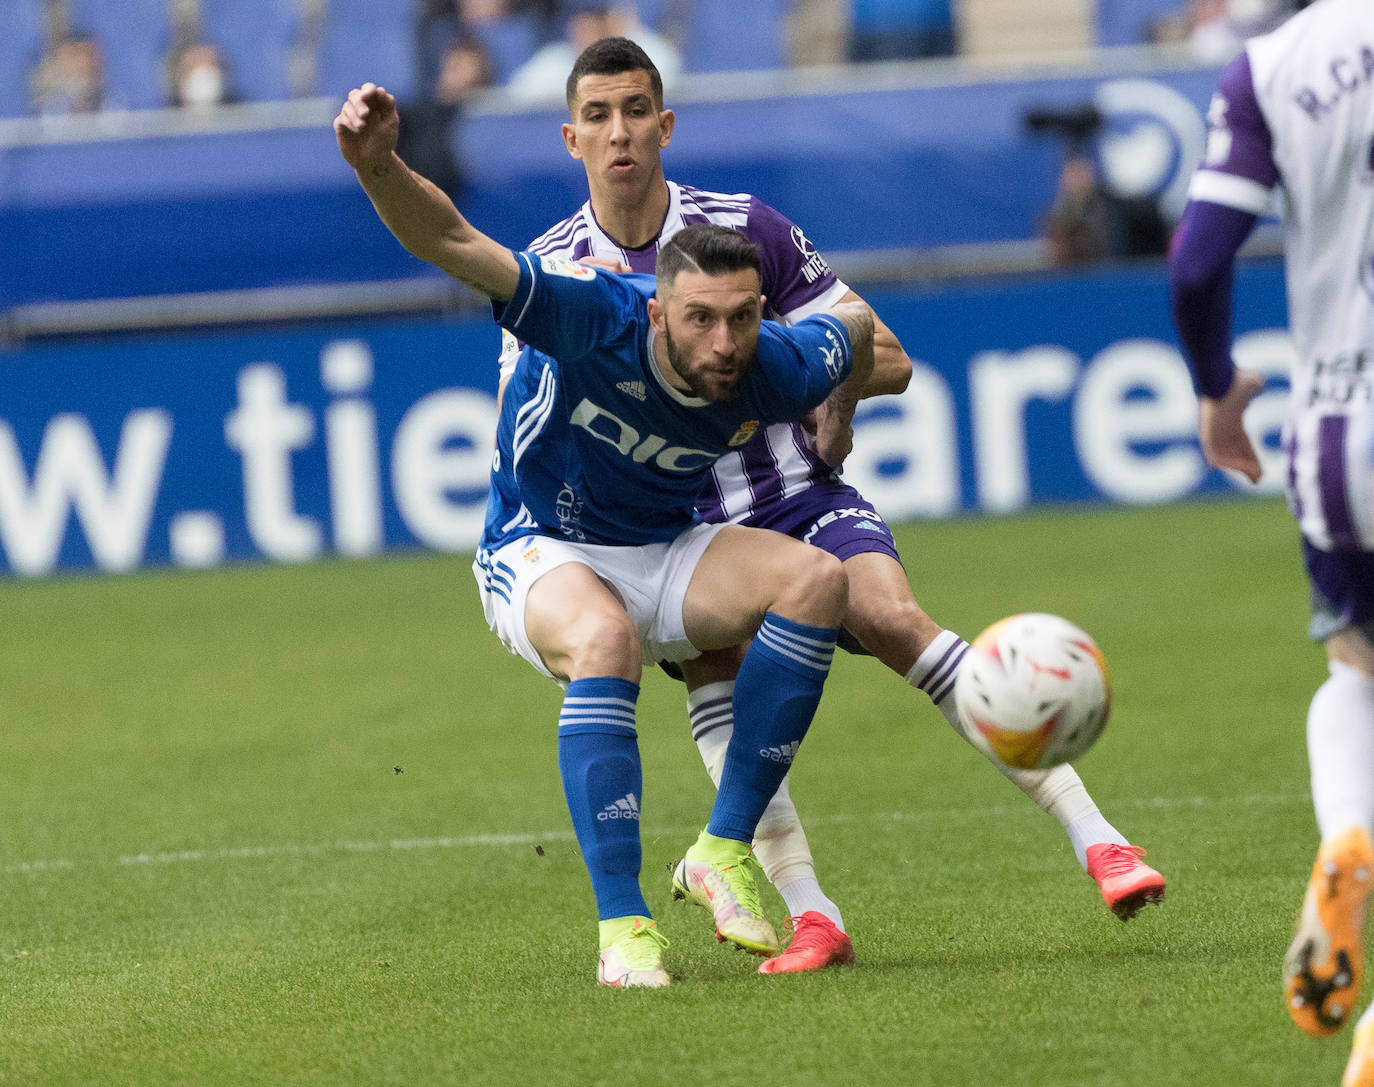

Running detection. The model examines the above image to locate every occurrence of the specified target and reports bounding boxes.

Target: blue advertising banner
[0,260,1292,577]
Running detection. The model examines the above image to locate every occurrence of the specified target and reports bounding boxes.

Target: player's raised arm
[812,299,874,468]
[833,289,910,397]
[334,83,519,301]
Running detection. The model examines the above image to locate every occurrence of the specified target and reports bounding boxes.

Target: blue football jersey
[481,251,853,550]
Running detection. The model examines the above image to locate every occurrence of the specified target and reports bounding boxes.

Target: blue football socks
[708,613,839,843]
[557,676,649,921]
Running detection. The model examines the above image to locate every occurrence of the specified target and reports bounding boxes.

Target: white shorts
[472,522,726,681]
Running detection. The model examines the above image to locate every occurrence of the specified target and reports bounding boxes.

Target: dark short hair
[656,224,761,295]
[566,36,663,111]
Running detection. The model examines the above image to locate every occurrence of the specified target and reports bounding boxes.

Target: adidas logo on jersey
[616,380,647,401]
[759,741,801,765]
[854,520,882,532]
[597,793,641,821]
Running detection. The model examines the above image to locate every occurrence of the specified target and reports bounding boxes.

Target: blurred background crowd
[6,0,1305,120]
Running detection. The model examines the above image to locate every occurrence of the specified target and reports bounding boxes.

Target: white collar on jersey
[646,325,708,407]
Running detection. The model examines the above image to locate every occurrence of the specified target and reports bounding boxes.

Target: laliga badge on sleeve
[541,256,596,280]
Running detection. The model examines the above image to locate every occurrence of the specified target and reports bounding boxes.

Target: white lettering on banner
[1074,340,1206,504]
[169,511,226,568]
[391,389,496,550]
[0,410,171,576]
[224,364,322,563]
[321,341,383,557]
[845,365,959,520]
[969,346,1078,513]
[0,325,1299,578]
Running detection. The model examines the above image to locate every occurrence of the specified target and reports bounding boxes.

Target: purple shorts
[1302,538,1374,646]
[742,482,901,563]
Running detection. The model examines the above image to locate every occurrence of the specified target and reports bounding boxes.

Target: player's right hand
[334,83,400,170]
[1198,366,1265,484]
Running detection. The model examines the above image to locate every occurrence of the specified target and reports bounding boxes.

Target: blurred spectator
[1151,0,1300,63]
[169,42,239,109]
[504,2,680,104]
[785,0,848,66]
[33,32,110,115]
[1042,151,1169,267]
[420,0,545,87]
[1044,153,1114,266]
[396,34,493,197]
[849,0,957,62]
[1184,0,1245,63]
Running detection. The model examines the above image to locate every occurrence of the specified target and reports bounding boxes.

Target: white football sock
[904,630,970,736]
[905,631,1127,870]
[1308,660,1374,841]
[688,682,844,930]
[997,762,1127,869]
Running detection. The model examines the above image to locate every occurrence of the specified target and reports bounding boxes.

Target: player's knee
[751,538,846,625]
[1328,628,1374,679]
[561,608,641,676]
[794,547,848,621]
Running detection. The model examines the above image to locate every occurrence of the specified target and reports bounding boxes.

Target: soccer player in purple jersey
[501,36,1165,974]
[336,82,877,988]
[1169,0,1374,1073]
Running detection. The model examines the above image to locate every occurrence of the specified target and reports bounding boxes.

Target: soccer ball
[953,613,1112,770]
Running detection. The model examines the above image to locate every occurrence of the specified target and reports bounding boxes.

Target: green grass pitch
[0,497,1348,1085]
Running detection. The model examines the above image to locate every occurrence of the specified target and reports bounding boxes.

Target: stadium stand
[464,10,543,85]
[679,0,785,72]
[0,0,45,119]
[6,0,1200,121]
[1096,0,1186,46]
[314,0,422,101]
[201,0,304,103]
[67,0,174,110]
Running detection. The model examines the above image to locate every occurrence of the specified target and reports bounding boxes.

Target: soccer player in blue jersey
[496,36,1165,973]
[1169,0,1374,1074]
[335,81,876,988]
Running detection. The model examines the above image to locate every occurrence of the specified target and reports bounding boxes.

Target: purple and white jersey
[497,181,852,525]
[1188,0,1374,549]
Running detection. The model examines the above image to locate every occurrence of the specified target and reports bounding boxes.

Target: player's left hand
[813,403,853,468]
[1198,366,1265,484]
[334,82,400,171]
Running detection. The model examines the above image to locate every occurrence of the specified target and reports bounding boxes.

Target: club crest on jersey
[520,543,544,567]
[541,256,596,280]
[728,420,760,447]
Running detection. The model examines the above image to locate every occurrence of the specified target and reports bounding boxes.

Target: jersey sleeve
[1187,51,1281,213]
[493,252,641,365]
[756,313,854,419]
[746,199,850,322]
[1168,52,1272,400]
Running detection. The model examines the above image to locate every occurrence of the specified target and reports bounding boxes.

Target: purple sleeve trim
[1167,200,1260,398]
[1212,52,1280,190]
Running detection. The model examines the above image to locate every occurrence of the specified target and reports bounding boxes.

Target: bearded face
[650,268,763,402]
